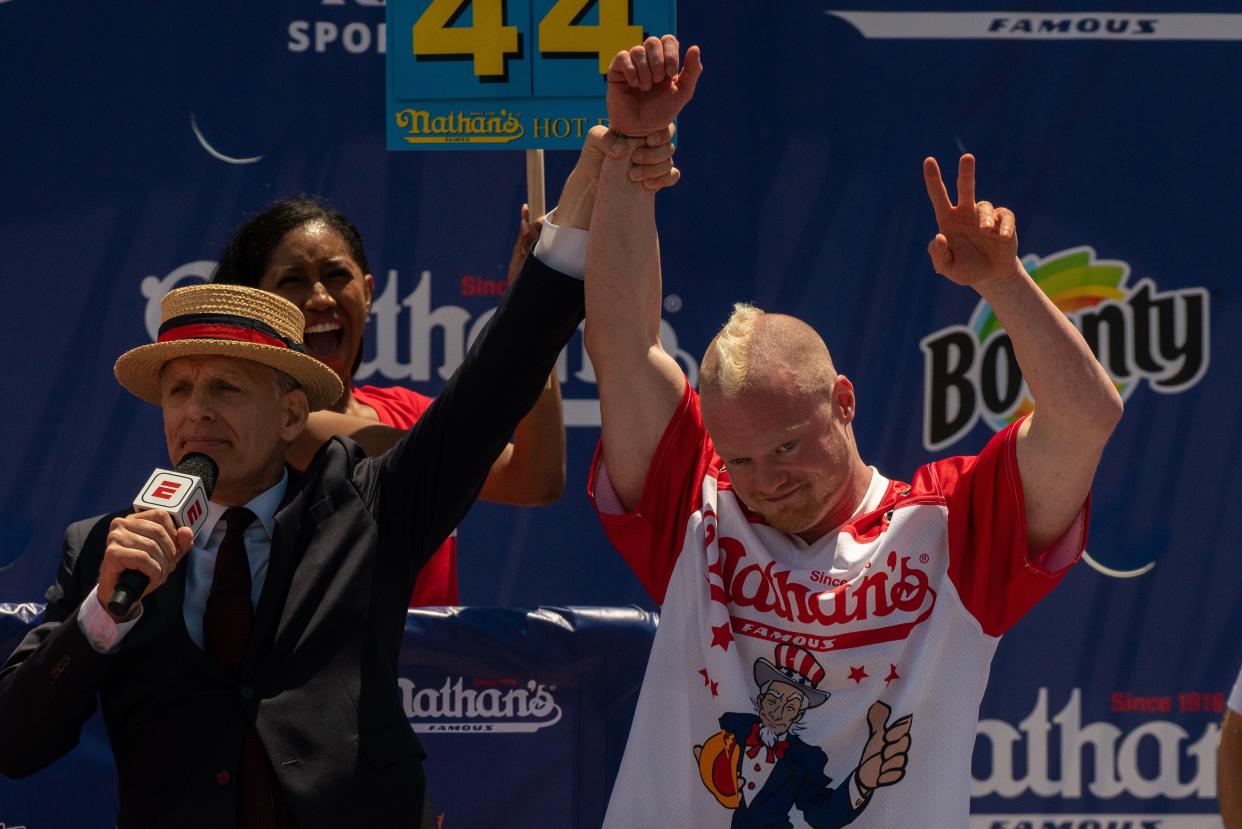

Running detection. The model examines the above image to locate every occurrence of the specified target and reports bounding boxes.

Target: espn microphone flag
[134,464,213,536]
[107,453,218,616]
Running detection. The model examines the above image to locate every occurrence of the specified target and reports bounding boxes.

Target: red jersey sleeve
[588,382,719,605]
[352,385,435,430]
[913,415,1088,636]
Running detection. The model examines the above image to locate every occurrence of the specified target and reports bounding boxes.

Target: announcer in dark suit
[0,128,680,828]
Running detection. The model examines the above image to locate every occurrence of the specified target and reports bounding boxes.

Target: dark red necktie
[202,507,297,828]
[203,507,255,672]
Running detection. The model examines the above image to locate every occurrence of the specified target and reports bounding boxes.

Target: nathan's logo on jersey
[139,263,700,427]
[973,687,1219,805]
[920,246,1209,452]
[706,518,936,652]
[398,676,562,734]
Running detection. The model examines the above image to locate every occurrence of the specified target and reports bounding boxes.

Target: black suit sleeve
[0,517,113,778]
[353,253,584,582]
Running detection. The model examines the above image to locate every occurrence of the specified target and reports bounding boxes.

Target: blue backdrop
[1,1,1239,825]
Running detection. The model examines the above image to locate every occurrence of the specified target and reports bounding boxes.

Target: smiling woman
[258,220,374,399]
[211,196,568,606]
[213,197,373,385]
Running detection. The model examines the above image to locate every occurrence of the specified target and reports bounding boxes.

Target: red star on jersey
[848,665,868,684]
[698,668,711,686]
[710,622,734,652]
[884,664,900,686]
[710,680,719,697]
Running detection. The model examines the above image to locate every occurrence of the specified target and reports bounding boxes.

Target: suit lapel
[131,556,184,644]
[243,467,309,670]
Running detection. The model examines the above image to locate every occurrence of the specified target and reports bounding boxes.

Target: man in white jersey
[1221,665,1242,827]
[578,35,1123,829]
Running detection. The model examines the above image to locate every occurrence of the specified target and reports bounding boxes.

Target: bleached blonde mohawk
[705,302,763,396]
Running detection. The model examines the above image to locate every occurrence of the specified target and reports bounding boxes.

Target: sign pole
[525,148,546,219]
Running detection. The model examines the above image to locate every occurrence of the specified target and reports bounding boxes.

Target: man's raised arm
[923,155,1124,553]
[585,35,702,511]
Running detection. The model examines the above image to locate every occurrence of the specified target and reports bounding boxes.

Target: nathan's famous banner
[0,0,1238,824]
[0,605,656,828]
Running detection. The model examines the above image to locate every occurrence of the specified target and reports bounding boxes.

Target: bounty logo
[399,676,563,734]
[921,246,1209,452]
[921,248,1209,578]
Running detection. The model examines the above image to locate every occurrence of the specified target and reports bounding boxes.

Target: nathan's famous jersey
[589,383,1086,829]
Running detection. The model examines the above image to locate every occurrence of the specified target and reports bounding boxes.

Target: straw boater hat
[753,644,830,709]
[114,283,343,410]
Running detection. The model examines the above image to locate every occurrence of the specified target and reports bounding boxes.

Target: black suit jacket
[0,256,584,828]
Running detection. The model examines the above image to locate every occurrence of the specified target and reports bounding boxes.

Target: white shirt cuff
[77,585,143,653]
[848,773,870,810]
[532,208,588,280]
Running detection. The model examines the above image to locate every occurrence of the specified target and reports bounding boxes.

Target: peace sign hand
[923,154,1021,290]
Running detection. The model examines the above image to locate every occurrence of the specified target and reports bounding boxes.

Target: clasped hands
[574,34,703,193]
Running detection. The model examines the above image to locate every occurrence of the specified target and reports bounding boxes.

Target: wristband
[607,127,647,141]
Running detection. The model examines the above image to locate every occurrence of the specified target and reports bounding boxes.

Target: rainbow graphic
[965,246,1132,434]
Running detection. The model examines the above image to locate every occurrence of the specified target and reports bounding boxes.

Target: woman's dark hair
[211,195,371,286]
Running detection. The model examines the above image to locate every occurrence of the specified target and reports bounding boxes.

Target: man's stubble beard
[746,482,832,536]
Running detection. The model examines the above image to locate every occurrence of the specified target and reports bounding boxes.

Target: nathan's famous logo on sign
[972,687,1221,817]
[141,263,699,427]
[394,108,524,145]
[398,676,562,733]
[921,246,1209,452]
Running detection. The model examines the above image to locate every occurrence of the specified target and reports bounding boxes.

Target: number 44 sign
[386,0,675,150]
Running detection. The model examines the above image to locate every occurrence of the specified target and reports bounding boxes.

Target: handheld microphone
[107,453,218,617]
